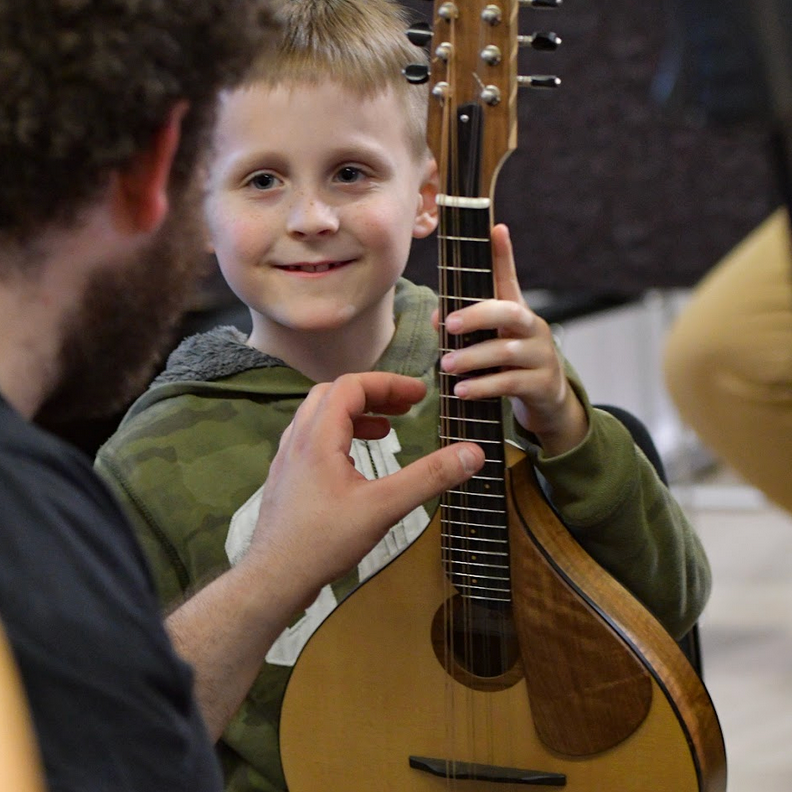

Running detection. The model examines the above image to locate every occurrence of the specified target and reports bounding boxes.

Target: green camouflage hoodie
[96,278,710,792]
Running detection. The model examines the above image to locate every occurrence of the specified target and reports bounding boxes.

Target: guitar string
[441,22,457,785]
[438,12,458,785]
[483,5,518,770]
[442,12,478,782]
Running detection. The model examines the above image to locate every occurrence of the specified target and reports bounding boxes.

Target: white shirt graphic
[225,428,430,666]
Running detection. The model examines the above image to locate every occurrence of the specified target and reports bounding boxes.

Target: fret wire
[439,394,501,404]
[441,546,508,559]
[441,537,508,547]
[451,593,511,603]
[437,235,490,243]
[449,455,503,465]
[448,574,511,584]
[451,586,511,598]
[446,488,505,497]
[450,466,505,478]
[449,484,506,492]
[438,265,491,273]
[439,413,503,422]
[442,503,506,514]
[452,589,511,600]
[444,556,509,565]
[440,435,502,446]
[440,532,508,544]
[441,531,508,540]
[439,415,503,423]
[445,558,509,569]
[446,491,505,501]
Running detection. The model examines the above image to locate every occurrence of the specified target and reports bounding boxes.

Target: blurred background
[401,0,777,296]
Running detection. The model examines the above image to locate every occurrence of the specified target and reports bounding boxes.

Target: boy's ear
[413,156,439,239]
[110,101,189,234]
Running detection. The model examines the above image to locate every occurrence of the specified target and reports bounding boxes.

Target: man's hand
[243,371,485,610]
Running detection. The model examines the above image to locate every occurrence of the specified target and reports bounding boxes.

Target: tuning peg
[517,75,561,89]
[403,63,430,85]
[520,0,563,8]
[406,22,433,48]
[518,32,562,51]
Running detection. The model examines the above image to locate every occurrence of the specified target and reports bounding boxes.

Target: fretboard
[438,198,510,606]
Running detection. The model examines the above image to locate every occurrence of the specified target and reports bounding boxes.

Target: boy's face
[204,81,437,336]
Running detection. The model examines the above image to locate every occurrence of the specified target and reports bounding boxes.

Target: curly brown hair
[0,0,279,244]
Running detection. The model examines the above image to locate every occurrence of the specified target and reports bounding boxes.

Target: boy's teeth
[286,262,335,273]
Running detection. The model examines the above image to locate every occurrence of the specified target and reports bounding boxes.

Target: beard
[35,181,209,429]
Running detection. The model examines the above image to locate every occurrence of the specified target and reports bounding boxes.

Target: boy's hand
[437,224,588,457]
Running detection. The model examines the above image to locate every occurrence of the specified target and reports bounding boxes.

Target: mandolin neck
[437,192,510,606]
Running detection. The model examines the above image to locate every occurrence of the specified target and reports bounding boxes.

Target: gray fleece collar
[153,326,285,385]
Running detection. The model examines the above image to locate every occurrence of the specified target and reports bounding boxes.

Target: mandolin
[280,2,727,789]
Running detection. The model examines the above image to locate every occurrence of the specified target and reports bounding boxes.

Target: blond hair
[244,0,429,158]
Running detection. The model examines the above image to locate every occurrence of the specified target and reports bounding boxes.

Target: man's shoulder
[0,399,117,514]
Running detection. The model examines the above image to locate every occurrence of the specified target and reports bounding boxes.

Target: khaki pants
[664,208,792,513]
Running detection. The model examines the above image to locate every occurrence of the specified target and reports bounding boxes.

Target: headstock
[408,0,561,201]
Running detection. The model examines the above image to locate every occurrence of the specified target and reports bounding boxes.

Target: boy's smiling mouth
[277,260,352,274]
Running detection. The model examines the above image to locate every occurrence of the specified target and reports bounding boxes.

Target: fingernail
[457,446,479,475]
[445,315,462,333]
[441,352,456,371]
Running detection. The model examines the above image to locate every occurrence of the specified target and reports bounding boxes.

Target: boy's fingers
[492,224,524,306]
[366,442,485,526]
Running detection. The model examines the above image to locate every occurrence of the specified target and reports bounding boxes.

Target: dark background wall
[401,0,778,296]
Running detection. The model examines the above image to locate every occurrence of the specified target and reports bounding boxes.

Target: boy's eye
[335,166,364,184]
[246,171,279,191]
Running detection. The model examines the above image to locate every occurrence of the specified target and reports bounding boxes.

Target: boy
[95,1,711,790]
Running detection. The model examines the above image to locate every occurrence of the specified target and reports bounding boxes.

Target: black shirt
[0,396,221,791]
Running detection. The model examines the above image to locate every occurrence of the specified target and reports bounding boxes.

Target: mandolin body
[280,449,726,792]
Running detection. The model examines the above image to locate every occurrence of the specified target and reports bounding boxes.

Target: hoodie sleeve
[508,362,711,641]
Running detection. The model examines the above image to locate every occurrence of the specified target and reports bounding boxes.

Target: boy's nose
[286,192,340,237]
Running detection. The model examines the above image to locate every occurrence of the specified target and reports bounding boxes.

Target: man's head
[0,0,278,249]
[0,0,279,422]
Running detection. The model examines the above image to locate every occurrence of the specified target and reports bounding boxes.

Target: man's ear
[413,156,439,239]
[111,101,189,234]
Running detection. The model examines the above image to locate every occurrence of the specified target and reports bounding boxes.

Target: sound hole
[431,595,523,690]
